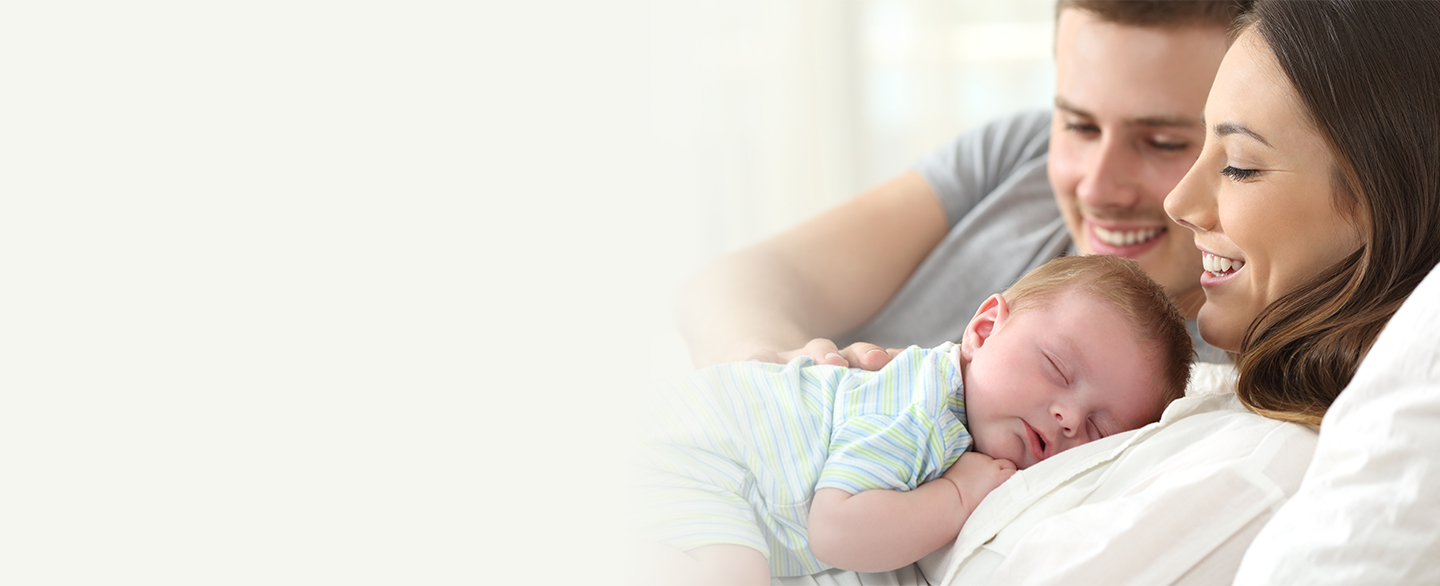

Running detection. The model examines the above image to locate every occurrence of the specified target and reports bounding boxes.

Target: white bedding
[776,363,1316,586]
[1233,265,1440,584]
[925,366,1314,585]
[773,264,1440,586]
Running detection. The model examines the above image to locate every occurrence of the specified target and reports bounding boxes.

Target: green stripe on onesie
[636,343,971,577]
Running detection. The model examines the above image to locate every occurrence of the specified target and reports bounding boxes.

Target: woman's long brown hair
[1232,1,1440,426]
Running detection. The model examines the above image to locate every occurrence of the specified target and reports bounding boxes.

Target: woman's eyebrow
[1212,120,1273,147]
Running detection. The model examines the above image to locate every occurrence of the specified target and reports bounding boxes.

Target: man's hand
[942,452,1017,515]
[747,338,903,370]
[675,172,949,369]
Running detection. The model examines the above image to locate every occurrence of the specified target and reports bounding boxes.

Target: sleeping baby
[635,255,1195,585]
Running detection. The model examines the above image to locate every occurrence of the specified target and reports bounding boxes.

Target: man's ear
[960,294,1010,362]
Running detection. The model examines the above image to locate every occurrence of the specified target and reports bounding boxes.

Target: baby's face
[961,290,1166,469]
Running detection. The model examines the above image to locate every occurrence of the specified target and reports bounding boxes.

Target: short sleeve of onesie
[816,345,972,494]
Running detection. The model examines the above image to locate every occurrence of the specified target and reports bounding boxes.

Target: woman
[948,1,1440,582]
[1164,0,1440,427]
[1170,2,1440,583]
[782,2,1440,584]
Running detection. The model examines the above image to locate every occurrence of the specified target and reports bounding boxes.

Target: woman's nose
[1164,160,1217,232]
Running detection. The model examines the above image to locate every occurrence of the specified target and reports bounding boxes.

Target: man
[677,0,1243,369]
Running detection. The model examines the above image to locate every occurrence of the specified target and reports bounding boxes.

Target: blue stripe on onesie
[636,344,971,577]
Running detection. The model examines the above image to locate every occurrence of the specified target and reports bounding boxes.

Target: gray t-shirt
[837,109,1228,363]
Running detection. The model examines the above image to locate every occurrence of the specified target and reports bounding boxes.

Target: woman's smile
[1164,29,1364,351]
[1198,247,1246,287]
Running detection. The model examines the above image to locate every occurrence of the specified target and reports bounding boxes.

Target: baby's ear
[960,294,1009,361]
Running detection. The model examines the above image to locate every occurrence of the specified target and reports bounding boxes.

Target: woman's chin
[1196,307,1243,353]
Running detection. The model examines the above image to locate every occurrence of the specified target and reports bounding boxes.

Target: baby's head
[958,255,1194,469]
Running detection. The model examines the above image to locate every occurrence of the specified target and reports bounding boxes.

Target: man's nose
[1075,136,1142,211]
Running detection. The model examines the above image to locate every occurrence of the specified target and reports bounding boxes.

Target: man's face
[1047,10,1229,316]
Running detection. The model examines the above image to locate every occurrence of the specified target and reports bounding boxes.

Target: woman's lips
[1199,250,1246,288]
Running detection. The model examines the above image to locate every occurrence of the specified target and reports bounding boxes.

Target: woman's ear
[960,294,1009,362]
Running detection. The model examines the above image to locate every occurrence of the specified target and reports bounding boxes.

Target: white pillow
[1234,264,1440,584]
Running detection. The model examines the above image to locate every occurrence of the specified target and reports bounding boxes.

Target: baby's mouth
[1025,421,1047,463]
[1203,251,1246,277]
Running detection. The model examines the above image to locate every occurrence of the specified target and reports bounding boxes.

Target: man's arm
[807,452,1016,572]
[675,170,948,367]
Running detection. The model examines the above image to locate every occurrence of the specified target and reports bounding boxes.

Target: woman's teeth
[1203,252,1245,276]
[1095,226,1164,246]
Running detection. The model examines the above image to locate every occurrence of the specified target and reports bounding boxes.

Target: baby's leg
[636,541,769,586]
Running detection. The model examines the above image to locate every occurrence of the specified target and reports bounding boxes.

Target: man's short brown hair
[1057,0,1253,28]
[1002,255,1195,413]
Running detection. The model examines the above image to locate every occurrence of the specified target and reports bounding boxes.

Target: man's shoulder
[943,109,1051,162]
[915,108,1053,219]
[981,108,1051,141]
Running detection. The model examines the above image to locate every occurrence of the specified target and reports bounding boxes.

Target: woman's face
[1164,30,1364,352]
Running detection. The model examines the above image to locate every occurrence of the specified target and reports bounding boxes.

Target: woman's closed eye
[1220,165,1261,181]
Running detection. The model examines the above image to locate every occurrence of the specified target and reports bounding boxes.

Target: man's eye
[1065,122,1100,135]
[1150,140,1190,152]
[1221,165,1260,181]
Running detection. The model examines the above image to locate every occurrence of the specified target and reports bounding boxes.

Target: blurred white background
[1,1,1055,584]
[646,0,1057,372]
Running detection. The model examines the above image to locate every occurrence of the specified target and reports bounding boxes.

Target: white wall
[652,0,1054,257]
[2,2,1057,584]
[645,0,1057,371]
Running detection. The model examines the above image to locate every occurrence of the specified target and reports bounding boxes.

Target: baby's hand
[942,452,1017,514]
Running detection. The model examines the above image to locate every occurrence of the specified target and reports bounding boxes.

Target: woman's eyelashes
[1220,165,1261,181]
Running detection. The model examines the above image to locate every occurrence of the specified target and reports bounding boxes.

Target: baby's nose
[1054,410,1078,437]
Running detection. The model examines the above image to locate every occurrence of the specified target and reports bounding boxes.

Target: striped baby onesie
[636,344,971,577]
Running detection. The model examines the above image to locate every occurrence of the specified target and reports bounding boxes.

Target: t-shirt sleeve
[816,410,966,494]
[815,348,970,494]
[914,109,1051,229]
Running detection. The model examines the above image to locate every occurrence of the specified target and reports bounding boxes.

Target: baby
[636,255,1195,585]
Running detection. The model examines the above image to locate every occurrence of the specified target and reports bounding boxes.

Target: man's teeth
[1203,252,1245,276]
[1095,226,1164,246]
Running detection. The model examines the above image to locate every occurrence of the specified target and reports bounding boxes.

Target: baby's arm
[808,451,1016,572]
